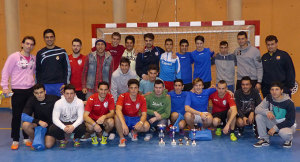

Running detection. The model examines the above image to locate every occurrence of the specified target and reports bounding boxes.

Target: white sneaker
[144,134,153,141]
[129,130,138,141]
[118,138,126,147]
[108,133,116,140]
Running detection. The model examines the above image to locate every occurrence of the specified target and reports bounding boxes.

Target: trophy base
[186,142,190,146]
[171,142,177,146]
[159,141,165,146]
[192,141,196,146]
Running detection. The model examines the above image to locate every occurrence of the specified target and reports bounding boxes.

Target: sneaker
[144,133,153,141]
[230,133,237,141]
[253,139,270,147]
[237,127,244,137]
[108,133,116,140]
[59,140,68,149]
[23,139,32,147]
[80,133,91,141]
[215,128,222,136]
[91,136,99,146]
[73,139,81,147]
[283,141,292,148]
[100,136,108,145]
[129,130,138,141]
[11,141,19,150]
[30,145,35,151]
[118,138,126,147]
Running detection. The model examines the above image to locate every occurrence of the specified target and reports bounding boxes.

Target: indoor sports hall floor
[0,108,299,162]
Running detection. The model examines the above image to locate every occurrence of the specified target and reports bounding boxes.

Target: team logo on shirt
[104,101,108,108]
[136,103,140,109]
[155,52,159,56]
[56,56,60,60]
[223,100,227,106]
[276,56,281,60]
[78,59,82,65]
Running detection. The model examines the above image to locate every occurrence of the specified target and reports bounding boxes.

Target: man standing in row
[68,38,86,101]
[36,29,70,96]
[1,36,36,149]
[106,32,125,71]
[82,39,114,99]
[212,41,236,92]
[136,33,165,80]
[234,31,262,91]
[261,35,295,97]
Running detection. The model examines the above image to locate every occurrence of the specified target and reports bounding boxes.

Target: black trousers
[183,83,193,91]
[203,81,211,89]
[76,90,86,101]
[48,122,86,140]
[11,88,33,141]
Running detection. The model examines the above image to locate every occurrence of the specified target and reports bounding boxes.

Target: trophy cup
[170,126,177,146]
[158,124,166,146]
[191,128,197,146]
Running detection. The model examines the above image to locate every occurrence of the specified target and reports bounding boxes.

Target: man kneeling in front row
[83,81,115,146]
[254,82,296,148]
[115,79,150,147]
[48,84,86,148]
[22,84,60,149]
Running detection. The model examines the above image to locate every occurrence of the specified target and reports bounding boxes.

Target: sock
[91,133,96,137]
[103,131,108,137]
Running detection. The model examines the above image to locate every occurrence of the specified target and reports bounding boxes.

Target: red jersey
[116,92,147,117]
[85,93,115,121]
[69,54,85,91]
[209,91,236,114]
[106,43,125,71]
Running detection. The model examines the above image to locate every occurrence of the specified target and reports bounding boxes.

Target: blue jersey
[191,48,214,82]
[168,91,188,114]
[185,88,216,112]
[176,52,194,84]
[159,52,181,81]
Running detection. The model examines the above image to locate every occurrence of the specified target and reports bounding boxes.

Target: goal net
[91,20,260,54]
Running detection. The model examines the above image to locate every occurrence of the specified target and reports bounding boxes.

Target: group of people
[0,28,296,150]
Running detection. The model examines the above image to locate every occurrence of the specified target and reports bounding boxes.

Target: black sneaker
[253,139,270,147]
[237,127,244,137]
[283,141,292,148]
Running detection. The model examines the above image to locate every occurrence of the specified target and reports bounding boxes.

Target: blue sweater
[168,91,188,114]
[185,88,216,112]
[176,52,193,84]
[191,48,214,82]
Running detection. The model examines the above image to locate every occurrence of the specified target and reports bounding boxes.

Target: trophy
[158,124,166,146]
[191,128,197,146]
[184,136,190,146]
[170,126,177,146]
[178,139,183,145]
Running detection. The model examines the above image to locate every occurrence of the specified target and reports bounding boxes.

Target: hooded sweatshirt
[255,94,296,131]
[52,95,84,130]
[145,90,171,119]
[234,42,263,82]
[1,52,36,90]
[111,67,137,103]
